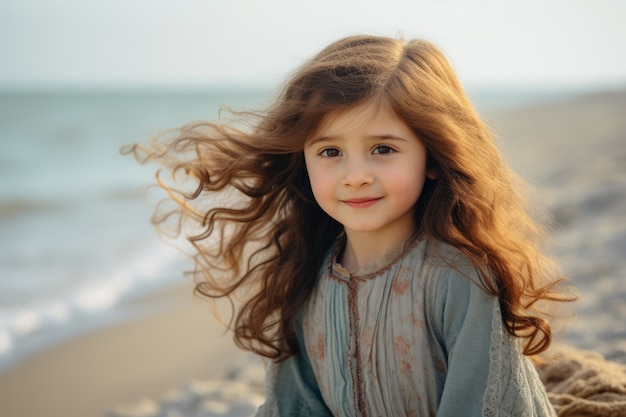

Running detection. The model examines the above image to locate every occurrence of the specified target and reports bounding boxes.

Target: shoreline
[0,282,252,417]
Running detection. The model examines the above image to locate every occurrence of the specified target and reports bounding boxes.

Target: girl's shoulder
[420,239,499,345]
[421,238,492,296]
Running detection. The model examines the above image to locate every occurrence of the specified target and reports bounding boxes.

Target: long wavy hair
[125,35,575,360]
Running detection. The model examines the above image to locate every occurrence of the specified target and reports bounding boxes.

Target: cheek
[388,169,427,207]
[308,169,333,201]
[305,159,333,203]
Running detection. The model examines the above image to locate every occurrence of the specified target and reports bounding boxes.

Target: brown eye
[320,148,341,157]
[373,145,395,155]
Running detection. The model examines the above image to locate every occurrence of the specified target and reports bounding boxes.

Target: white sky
[1,0,625,89]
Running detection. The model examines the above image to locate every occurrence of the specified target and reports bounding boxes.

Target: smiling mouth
[342,197,382,208]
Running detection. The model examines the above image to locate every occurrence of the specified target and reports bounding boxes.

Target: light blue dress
[257,237,556,417]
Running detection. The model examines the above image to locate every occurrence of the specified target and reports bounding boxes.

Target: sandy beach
[0,283,259,417]
[0,88,624,417]
[490,88,626,363]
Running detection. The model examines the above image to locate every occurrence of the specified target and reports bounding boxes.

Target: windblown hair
[125,35,575,360]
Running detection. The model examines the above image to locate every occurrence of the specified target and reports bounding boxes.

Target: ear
[424,155,439,180]
[426,168,438,180]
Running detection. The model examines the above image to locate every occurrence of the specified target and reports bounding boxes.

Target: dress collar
[330,233,422,280]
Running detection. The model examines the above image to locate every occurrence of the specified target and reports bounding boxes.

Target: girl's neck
[340,227,417,272]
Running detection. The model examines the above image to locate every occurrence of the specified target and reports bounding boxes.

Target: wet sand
[0,283,254,417]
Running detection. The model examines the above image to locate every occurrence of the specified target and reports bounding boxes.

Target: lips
[342,197,383,208]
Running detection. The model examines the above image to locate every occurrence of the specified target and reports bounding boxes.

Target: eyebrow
[306,134,408,147]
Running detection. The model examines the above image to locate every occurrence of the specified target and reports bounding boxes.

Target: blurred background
[1,1,625,416]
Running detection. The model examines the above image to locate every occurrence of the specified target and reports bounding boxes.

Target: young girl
[127,35,575,416]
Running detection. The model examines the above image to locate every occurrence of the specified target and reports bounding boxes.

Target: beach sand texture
[491,89,626,362]
[0,89,624,417]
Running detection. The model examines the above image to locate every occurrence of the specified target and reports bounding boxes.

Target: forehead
[309,98,411,140]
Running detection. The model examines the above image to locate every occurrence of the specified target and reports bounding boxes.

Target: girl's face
[304,99,435,245]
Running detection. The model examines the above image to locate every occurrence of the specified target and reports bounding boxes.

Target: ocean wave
[0,199,71,216]
[0,187,151,218]
[0,242,187,372]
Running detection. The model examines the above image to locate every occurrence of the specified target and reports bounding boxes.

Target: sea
[0,85,592,373]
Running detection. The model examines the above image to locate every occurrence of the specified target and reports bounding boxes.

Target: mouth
[342,197,383,208]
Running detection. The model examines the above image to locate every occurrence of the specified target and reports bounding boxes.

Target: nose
[342,156,374,187]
